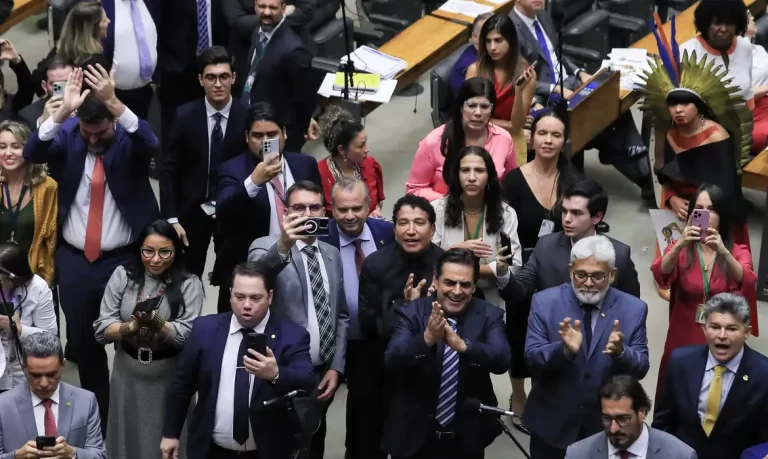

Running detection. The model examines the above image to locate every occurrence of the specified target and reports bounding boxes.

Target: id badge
[244,75,255,94]
[538,219,555,237]
[695,304,706,324]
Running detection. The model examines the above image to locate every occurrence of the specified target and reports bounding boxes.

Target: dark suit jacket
[162,312,316,459]
[16,98,45,130]
[158,97,248,219]
[157,0,227,77]
[245,24,315,135]
[23,117,159,238]
[653,344,768,459]
[500,232,640,304]
[212,151,321,285]
[319,218,395,250]
[382,296,510,457]
[508,8,580,99]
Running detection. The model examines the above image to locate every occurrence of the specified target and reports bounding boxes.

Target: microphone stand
[495,418,531,459]
[338,0,362,122]
[550,0,570,146]
[0,268,24,370]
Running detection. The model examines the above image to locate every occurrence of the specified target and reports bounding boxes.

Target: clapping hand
[83,64,116,103]
[403,273,427,302]
[444,322,467,353]
[602,320,624,357]
[559,317,582,357]
[423,301,446,346]
[54,68,90,122]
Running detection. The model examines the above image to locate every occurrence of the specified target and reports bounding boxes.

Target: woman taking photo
[318,105,385,218]
[466,13,536,164]
[0,242,57,391]
[431,145,522,307]
[406,77,518,201]
[501,110,577,430]
[94,220,203,459]
[0,121,57,284]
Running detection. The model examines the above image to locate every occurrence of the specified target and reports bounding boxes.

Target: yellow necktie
[703,365,726,436]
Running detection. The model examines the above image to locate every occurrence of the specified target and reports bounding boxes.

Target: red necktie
[620,451,630,459]
[41,399,57,436]
[271,176,286,230]
[354,239,365,276]
[84,156,105,263]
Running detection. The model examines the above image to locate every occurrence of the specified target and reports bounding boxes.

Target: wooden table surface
[430,0,515,26]
[0,0,46,34]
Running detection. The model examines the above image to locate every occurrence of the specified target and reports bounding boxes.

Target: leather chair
[655,0,694,23]
[597,0,653,49]
[354,0,423,47]
[429,46,465,128]
[755,14,768,49]
[308,1,354,59]
[560,0,611,73]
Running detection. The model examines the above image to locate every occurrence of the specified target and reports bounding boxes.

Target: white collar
[607,423,650,458]
[229,309,270,335]
[513,5,537,28]
[706,346,744,374]
[204,96,233,120]
[296,239,320,252]
[338,222,372,248]
[30,385,60,408]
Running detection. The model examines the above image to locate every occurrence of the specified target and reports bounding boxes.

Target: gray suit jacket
[248,236,349,373]
[0,381,105,459]
[565,427,697,459]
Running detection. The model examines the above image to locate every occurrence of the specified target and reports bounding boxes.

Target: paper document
[318,73,398,104]
[438,0,494,17]
[649,209,683,252]
[340,46,407,79]
[601,48,652,91]
[481,0,507,4]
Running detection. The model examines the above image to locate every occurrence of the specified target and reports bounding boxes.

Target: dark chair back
[429,47,466,128]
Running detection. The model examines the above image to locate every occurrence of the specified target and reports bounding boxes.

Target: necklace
[531,162,556,179]
[464,207,483,216]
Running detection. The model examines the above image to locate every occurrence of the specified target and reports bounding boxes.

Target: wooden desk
[0,0,46,34]
[431,0,515,26]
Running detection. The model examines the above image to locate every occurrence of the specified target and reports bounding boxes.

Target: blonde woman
[0,121,57,284]
[57,1,109,65]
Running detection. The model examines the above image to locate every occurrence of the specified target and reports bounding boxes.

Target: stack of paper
[438,0,494,18]
[318,73,398,104]
[600,48,652,91]
[340,46,407,79]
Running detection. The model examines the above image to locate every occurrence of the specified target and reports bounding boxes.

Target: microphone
[0,267,16,279]
[462,398,516,417]
[261,389,306,408]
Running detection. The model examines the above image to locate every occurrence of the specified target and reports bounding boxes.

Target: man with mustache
[524,235,649,459]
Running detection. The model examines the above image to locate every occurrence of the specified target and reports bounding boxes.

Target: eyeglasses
[203,73,233,84]
[573,271,608,282]
[601,415,633,428]
[289,204,324,213]
[141,248,174,260]
[463,101,494,112]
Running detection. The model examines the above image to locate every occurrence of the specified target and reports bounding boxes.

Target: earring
[700,115,706,127]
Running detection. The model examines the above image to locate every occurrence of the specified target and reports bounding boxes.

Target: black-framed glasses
[601,414,633,428]
[573,271,608,283]
[141,247,174,260]
[289,204,324,213]
[203,73,233,84]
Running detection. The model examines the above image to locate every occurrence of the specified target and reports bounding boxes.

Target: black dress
[501,167,563,378]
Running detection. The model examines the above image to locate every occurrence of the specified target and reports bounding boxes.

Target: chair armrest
[368,14,410,30]
[312,56,341,74]
[563,44,602,63]
[608,12,647,32]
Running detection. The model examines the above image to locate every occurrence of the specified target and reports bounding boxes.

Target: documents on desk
[340,46,407,79]
[600,48,652,91]
[318,73,398,104]
[437,0,494,18]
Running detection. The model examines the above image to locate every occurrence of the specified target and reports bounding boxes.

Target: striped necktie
[436,318,459,427]
[302,245,334,362]
[196,0,210,55]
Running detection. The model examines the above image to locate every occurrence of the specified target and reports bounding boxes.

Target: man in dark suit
[524,235,649,459]
[382,248,511,459]
[18,55,73,130]
[241,0,315,152]
[317,177,395,459]
[500,178,640,303]
[653,293,768,459]
[214,102,321,312]
[161,262,316,459]
[159,46,247,278]
[23,66,160,434]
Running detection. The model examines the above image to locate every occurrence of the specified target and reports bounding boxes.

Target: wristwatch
[270,372,280,385]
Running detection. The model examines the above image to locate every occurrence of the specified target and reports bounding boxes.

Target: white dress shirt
[680,36,754,103]
[513,6,566,91]
[243,157,296,236]
[38,109,140,250]
[31,386,60,436]
[294,239,330,366]
[112,0,158,90]
[607,423,649,458]
[698,347,743,423]
[752,43,768,87]
[212,310,270,451]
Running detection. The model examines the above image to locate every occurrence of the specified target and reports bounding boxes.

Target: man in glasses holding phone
[248,181,348,459]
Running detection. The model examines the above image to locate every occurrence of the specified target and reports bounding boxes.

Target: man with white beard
[522,235,649,459]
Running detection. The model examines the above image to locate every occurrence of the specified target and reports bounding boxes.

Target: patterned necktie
[196,0,210,55]
[436,318,459,427]
[84,155,105,263]
[233,329,251,445]
[303,246,334,362]
[703,365,726,436]
[129,0,154,81]
[353,239,365,276]
[209,112,223,197]
[533,20,556,84]
[41,399,57,436]
[582,304,595,351]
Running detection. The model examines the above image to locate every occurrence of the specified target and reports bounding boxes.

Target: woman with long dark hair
[0,242,57,391]
[430,145,522,306]
[407,77,517,200]
[94,220,203,459]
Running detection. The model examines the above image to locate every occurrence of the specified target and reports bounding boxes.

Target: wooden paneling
[0,0,46,34]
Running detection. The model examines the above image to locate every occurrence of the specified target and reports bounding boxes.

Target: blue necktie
[533,20,556,84]
[209,112,223,197]
[436,318,459,427]
[197,0,210,55]
[233,328,251,445]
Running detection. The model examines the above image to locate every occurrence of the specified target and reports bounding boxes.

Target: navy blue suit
[382,296,510,458]
[163,312,316,459]
[524,284,649,453]
[653,344,768,459]
[213,151,321,310]
[23,115,160,434]
[320,218,395,250]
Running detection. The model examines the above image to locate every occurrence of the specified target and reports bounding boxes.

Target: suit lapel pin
[743,375,749,381]
[271,334,276,339]
[66,401,72,407]
[601,313,605,317]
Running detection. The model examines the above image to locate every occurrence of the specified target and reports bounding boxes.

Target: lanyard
[267,157,287,204]
[696,243,715,302]
[463,209,485,240]
[3,183,28,243]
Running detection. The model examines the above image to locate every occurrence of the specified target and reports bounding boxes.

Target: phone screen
[36,436,56,449]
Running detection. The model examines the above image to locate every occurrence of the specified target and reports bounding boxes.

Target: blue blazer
[23,117,159,240]
[162,312,316,459]
[320,218,395,250]
[653,344,768,459]
[523,284,649,449]
[743,443,768,459]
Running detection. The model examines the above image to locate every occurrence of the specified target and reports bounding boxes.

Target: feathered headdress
[637,14,753,169]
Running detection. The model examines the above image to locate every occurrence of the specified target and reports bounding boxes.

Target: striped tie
[196,0,210,55]
[436,318,459,427]
[302,246,334,362]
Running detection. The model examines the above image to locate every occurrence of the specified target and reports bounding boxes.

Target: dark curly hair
[693,0,748,37]
[318,105,365,157]
[443,146,504,235]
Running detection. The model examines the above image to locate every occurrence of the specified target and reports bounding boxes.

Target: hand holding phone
[516,60,538,87]
[689,209,710,242]
[296,217,330,237]
[248,332,268,355]
[36,436,56,450]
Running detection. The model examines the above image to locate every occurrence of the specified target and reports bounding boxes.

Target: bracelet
[149,313,166,332]
[119,322,132,337]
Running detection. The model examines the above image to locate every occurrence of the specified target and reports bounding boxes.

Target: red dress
[318,155,385,215]
[494,75,515,121]
[752,96,768,153]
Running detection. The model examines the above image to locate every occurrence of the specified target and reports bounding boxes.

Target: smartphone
[297,217,330,237]
[132,296,162,315]
[499,231,512,252]
[200,201,216,217]
[248,332,268,355]
[690,208,710,241]
[51,81,66,98]
[36,436,56,450]
[261,138,280,163]
[516,60,538,86]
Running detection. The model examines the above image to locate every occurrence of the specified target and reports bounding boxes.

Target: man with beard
[565,375,696,458]
[524,235,649,459]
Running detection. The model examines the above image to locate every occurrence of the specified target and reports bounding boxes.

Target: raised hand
[424,301,446,346]
[244,346,279,381]
[444,322,467,353]
[603,320,625,356]
[83,64,116,103]
[0,39,20,65]
[559,317,583,357]
[276,213,311,254]
[250,152,282,186]
[56,68,90,121]
[403,273,427,302]
[678,224,701,248]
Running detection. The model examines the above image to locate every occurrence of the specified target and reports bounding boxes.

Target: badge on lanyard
[244,75,255,94]
[538,219,555,237]
[3,183,27,243]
